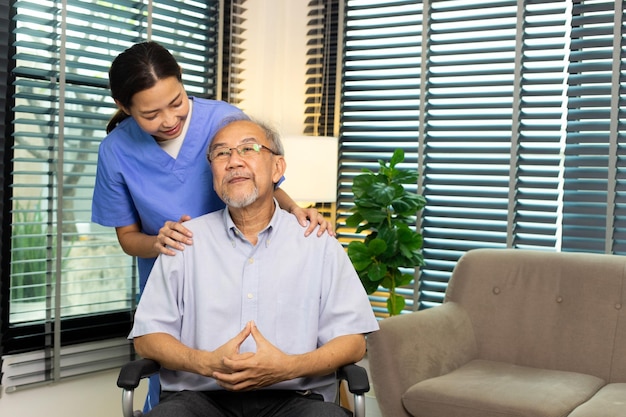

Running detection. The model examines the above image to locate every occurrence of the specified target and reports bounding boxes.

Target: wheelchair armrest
[337,363,370,395]
[117,358,161,390]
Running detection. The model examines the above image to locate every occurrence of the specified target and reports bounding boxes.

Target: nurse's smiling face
[118,76,190,142]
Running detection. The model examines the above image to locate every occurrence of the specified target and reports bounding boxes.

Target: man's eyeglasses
[208,143,278,163]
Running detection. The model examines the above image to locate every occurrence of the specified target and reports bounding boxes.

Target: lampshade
[279,135,338,203]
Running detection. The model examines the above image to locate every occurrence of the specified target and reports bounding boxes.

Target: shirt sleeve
[91,138,140,227]
[129,252,185,340]
[316,238,380,344]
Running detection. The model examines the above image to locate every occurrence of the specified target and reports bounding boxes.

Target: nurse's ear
[114,99,131,116]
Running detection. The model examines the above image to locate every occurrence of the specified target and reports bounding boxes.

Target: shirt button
[247,293,253,299]
[248,258,254,264]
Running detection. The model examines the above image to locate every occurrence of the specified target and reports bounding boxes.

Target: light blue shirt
[91,97,244,290]
[130,201,379,400]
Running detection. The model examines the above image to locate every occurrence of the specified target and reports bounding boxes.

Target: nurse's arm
[116,219,191,258]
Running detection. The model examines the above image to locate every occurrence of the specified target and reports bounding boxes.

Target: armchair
[117,358,370,417]
[367,248,626,417]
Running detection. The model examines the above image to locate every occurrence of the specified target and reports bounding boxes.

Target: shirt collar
[222,199,282,246]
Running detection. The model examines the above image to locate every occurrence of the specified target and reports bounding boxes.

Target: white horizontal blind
[305,0,340,137]
[512,1,568,250]
[0,0,10,364]
[1,338,132,391]
[420,1,569,306]
[340,1,608,310]
[562,1,626,254]
[340,0,421,316]
[5,0,220,388]
[222,0,247,104]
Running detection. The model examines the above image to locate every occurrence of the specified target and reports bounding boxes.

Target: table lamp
[279,135,338,218]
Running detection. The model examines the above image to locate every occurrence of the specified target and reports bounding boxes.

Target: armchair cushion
[402,359,605,417]
[567,383,626,417]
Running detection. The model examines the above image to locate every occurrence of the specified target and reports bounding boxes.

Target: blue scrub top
[91,97,244,290]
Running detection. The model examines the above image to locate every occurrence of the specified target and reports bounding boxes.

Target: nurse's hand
[291,206,335,237]
[156,214,193,255]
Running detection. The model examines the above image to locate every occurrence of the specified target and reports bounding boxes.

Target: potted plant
[346,149,426,316]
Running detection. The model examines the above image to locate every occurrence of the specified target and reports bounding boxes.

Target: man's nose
[226,148,245,166]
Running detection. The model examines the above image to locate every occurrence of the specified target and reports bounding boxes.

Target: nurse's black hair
[106,42,182,133]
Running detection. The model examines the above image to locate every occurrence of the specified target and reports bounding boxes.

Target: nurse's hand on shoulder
[156,214,193,256]
[292,206,335,237]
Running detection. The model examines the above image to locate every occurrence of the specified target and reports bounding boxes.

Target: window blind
[305,0,340,137]
[340,0,421,316]
[0,0,11,363]
[221,0,247,105]
[339,0,622,310]
[2,0,221,390]
[420,0,568,306]
[563,1,626,254]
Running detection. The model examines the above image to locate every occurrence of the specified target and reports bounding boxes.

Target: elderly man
[129,118,379,417]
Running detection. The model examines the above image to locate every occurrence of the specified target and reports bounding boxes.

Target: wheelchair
[117,358,370,417]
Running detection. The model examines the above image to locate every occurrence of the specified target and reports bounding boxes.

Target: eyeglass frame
[207,142,279,163]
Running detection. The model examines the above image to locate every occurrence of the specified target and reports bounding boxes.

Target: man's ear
[272,156,286,184]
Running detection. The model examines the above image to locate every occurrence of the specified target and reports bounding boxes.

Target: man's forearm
[134,333,209,375]
[291,334,366,378]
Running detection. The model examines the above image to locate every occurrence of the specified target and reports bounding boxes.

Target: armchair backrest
[445,248,626,382]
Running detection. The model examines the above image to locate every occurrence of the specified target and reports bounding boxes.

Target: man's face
[209,120,285,208]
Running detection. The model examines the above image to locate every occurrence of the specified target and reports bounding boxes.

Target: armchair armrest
[367,302,477,417]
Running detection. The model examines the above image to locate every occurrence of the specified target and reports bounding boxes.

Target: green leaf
[359,206,388,224]
[370,182,396,206]
[359,272,381,294]
[366,237,387,256]
[345,212,364,228]
[389,148,404,168]
[367,262,387,281]
[398,273,414,287]
[347,241,372,271]
[393,169,418,184]
[352,174,376,198]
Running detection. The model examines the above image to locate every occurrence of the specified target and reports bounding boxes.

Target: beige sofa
[367,248,626,417]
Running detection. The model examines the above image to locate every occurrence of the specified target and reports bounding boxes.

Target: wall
[239,0,309,136]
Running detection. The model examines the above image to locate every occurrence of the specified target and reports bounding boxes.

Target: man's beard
[221,187,259,208]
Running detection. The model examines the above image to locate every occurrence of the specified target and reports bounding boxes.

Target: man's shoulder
[185,210,224,230]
